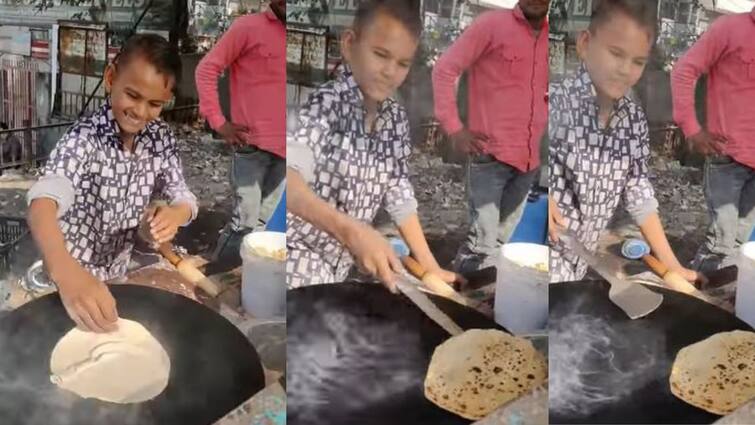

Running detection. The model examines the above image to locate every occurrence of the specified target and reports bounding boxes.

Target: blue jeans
[693,155,755,272]
[213,146,286,262]
[453,155,538,274]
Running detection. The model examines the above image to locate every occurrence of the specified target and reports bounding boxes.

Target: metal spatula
[394,271,464,336]
[561,230,663,319]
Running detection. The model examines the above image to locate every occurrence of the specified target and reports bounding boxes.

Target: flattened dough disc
[49,318,170,404]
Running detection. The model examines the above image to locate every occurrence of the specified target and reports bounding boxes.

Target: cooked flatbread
[670,330,755,415]
[50,319,170,403]
[424,329,547,420]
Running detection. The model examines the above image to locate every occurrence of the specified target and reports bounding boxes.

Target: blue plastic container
[509,193,548,245]
[265,190,287,232]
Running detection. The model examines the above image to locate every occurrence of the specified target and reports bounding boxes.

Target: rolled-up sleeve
[287,92,334,183]
[156,132,198,225]
[623,118,658,225]
[27,128,92,218]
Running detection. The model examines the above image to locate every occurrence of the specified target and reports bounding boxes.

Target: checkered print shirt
[28,100,198,281]
[286,64,418,287]
[549,65,658,282]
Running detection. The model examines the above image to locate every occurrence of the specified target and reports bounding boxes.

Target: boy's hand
[548,196,566,242]
[449,128,487,155]
[426,266,467,285]
[55,261,118,333]
[342,220,403,293]
[671,266,707,286]
[688,130,726,156]
[147,205,185,244]
[217,121,249,147]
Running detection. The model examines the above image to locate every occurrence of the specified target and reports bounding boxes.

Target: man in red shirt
[195,0,286,265]
[671,7,755,272]
[432,0,550,274]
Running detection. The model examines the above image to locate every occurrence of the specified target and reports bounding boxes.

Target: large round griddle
[0,284,265,425]
[549,280,753,424]
[287,281,505,425]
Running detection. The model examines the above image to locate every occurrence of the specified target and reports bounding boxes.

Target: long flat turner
[561,230,663,319]
[394,271,464,336]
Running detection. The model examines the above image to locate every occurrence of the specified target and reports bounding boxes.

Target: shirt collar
[96,98,121,139]
[264,8,279,22]
[750,6,755,22]
[334,63,393,115]
[574,63,630,113]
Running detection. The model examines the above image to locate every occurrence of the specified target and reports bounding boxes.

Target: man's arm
[671,17,729,139]
[195,18,251,131]
[432,12,495,136]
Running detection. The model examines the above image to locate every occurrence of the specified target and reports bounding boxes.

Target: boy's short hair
[115,33,182,89]
[353,0,422,40]
[588,0,657,40]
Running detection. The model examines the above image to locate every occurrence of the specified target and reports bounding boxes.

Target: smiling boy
[548,0,697,283]
[286,0,461,290]
[27,34,197,332]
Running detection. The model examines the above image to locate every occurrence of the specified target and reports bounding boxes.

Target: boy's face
[341,11,418,105]
[577,12,652,101]
[104,54,174,137]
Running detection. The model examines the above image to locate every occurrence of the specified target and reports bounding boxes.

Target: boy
[432,0,550,274]
[548,0,697,283]
[27,34,198,332]
[671,6,755,272]
[196,0,286,267]
[286,0,460,290]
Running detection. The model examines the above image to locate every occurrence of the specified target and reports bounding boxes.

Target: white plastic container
[240,231,286,319]
[736,242,755,328]
[494,243,549,334]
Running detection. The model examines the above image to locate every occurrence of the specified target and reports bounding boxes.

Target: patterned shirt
[286,64,417,287]
[28,100,198,281]
[549,65,658,282]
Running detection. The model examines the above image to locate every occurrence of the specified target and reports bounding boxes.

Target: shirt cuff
[169,195,199,225]
[628,197,659,226]
[386,198,419,226]
[441,117,464,136]
[287,143,315,183]
[27,174,75,218]
[208,114,227,132]
[679,119,702,139]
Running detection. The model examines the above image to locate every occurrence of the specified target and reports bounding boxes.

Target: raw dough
[49,319,170,403]
[424,329,548,420]
[670,330,755,415]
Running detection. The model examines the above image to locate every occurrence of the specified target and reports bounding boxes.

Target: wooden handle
[157,242,221,297]
[175,262,221,297]
[642,254,668,276]
[400,256,469,306]
[158,242,182,266]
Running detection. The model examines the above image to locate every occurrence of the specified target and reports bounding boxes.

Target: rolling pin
[158,242,221,297]
[389,238,470,306]
[640,254,725,307]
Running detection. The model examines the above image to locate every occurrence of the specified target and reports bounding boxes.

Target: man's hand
[341,220,403,292]
[146,205,187,244]
[54,261,118,333]
[688,130,726,156]
[216,121,249,147]
[548,196,566,243]
[449,128,488,155]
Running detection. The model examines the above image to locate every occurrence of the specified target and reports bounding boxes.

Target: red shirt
[195,10,285,158]
[432,5,548,172]
[671,7,755,168]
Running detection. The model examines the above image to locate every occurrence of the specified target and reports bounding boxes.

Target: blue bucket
[265,190,287,232]
[509,192,548,245]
